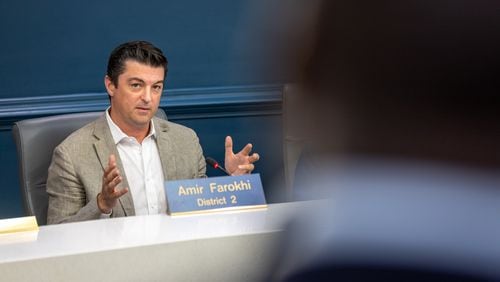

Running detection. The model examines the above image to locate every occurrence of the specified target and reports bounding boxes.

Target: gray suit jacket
[46,115,206,224]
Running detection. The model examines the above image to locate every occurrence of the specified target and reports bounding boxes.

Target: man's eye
[131,83,141,88]
[153,85,163,91]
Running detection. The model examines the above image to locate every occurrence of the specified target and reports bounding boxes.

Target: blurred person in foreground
[271,0,500,281]
[46,41,259,224]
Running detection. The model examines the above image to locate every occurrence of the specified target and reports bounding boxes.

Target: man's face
[105,60,164,134]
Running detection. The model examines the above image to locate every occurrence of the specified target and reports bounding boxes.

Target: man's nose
[141,88,152,103]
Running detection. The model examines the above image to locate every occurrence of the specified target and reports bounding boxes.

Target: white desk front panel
[0,202,306,282]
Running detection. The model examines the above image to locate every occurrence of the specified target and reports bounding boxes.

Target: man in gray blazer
[46,41,259,224]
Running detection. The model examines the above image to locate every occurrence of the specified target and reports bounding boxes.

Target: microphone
[205,157,231,176]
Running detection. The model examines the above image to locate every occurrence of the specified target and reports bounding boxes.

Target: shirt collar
[105,107,156,144]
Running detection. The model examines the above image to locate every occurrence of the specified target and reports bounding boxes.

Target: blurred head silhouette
[292,0,499,168]
[269,1,500,281]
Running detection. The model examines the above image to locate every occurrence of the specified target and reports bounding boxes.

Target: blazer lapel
[154,118,179,181]
[92,116,136,216]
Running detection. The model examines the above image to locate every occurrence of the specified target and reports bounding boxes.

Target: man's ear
[104,75,116,97]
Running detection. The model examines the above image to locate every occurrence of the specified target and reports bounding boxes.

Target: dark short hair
[106,40,168,86]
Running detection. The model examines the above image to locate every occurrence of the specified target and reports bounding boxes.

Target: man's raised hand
[97,154,128,214]
[224,136,260,176]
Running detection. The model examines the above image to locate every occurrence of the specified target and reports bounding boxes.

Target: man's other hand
[97,154,129,214]
[224,136,260,176]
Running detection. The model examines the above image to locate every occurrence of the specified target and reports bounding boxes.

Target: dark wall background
[0,0,288,219]
[0,0,288,97]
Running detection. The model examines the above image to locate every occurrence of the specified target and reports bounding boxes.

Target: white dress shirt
[105,109,167,215]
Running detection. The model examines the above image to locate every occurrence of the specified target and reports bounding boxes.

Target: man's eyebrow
[127,77,145,83]
[127,78,163,85]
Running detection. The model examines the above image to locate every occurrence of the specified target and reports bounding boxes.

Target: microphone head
[205,156,230,175]
[205,157,219,168]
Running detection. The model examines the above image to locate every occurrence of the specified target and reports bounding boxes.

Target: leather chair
[12,109,167,225]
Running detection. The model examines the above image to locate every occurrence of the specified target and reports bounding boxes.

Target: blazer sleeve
[46,144,102,224]
[194,133,207,178]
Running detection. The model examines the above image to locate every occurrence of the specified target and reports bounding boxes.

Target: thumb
[225,136,233,156]
[108,154,116,166]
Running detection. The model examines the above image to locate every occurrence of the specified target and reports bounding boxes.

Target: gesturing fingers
[107,172,122,193]
[98,154,128,213]
[248,153,260,163]
[104,164,121,191]
[113,186,129,198]
[238,164,255,173]
[103,155,117,177]
[224,136,260,175]
[103,154,127,196]
[238,143,253,156]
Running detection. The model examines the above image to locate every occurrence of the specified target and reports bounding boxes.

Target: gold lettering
[178,185,203,196]
[178,186,186,196]
[196,196,228,207]
[209,182,217,193]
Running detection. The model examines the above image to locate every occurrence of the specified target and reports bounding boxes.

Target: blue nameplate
[165,174,267,216]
